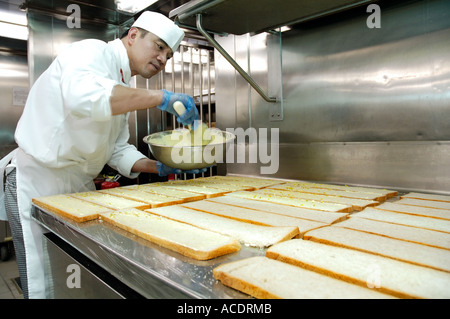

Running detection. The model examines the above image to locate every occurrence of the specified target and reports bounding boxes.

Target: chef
[0,11,203,298]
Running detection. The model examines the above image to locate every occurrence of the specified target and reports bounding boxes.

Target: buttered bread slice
[101,208,240,260]
[146,205,299,248]
[99,187,183,207]
[32,194,111,222]
[181,200,326,235]
[227,191,353,213]
[71,191,151,210]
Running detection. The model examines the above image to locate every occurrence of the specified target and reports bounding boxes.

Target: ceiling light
[115,0,158,14]
[0,21,28,40]
[0,10,27,26]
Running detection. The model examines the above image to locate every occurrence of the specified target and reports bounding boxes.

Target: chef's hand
[158,90,199,127]
[156,161,208,176]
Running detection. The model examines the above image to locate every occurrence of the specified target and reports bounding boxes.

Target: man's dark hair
[120,27,149,39]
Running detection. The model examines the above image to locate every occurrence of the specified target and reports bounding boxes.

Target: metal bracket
[195,14,277,103]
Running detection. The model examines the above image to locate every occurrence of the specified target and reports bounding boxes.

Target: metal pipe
[195,14,277,103]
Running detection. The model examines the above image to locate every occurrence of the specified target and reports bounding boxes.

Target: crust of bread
[353,208,450,234]
[198,175,286,190]
[375,202,450,221]
[99,188,183,207]
[304,226,450,273]
[147,205,299,248]
[213,256,392,299]
[71,191,151,210]
[266,239,450,299]
[226,191,354,213]
[400,192,450,203]
[181,200,325,235]
[101,209,241,260]
[292,181,398,198]
[254,188,378,211]
[336,216,450,250]
[270,183,389,202]
[123,184,206,202]
[32,195,110,222]
[395,198,450,211]
[207,196,349,224]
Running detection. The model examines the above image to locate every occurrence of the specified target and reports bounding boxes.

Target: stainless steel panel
[0,52,28,158]
[215,0,450,192]
[27,11,119,84]
[43,234,125,298]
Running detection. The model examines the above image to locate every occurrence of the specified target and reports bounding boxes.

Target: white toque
[132,11,184,52]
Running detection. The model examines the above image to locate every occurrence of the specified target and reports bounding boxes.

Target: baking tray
[32,204,265,299]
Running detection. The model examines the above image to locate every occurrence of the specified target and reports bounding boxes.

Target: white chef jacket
[15,38,146,176]
[6,38,147,298]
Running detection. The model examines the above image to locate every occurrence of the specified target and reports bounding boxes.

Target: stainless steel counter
[32,204,264,299]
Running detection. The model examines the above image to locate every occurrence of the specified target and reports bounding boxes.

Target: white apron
[14,148,98,298]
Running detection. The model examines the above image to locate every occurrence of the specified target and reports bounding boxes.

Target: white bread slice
[32,194,111,222]
[162,178,254,192]
[100,208,240,260]
[178,178,255,192]
[270,183,386,202]
[304,226,450,273]
[336,216,450,250]
[71,191,151,210]
[353,208,450,234]
[289,181,398,198]
[123,184,206,202]
[99,187,183,207]
[213,256,393,299]
[254,188,377,211]
[181,200,325,235]
[395,198,450,211]
[400,192,450,203]
[207,195,348,224]
[226,191,353,213]
[146,205,299,248]
[150,182,230,198]
[199,175,286,189]
[375,202,450,221]
[266,239,450,299]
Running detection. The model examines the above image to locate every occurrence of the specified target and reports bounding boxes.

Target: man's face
[127,28,173,78]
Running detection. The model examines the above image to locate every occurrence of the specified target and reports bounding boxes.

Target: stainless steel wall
[27,11,120,84]
[215,0,450,194]
[0,51,28,158]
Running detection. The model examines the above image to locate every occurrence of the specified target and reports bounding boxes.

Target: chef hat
[132,11,184,52]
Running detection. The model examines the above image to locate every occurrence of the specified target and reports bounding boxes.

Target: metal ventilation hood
[169,0,377,104]
[169,0,377,35]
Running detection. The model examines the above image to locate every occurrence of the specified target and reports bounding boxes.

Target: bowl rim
[143,129,236,149]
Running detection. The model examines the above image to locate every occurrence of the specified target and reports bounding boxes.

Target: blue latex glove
[156,161,208,177]
[158,90,199,127]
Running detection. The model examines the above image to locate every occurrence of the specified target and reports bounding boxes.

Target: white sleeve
[107,114,147,179]
[58,41,120,122]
